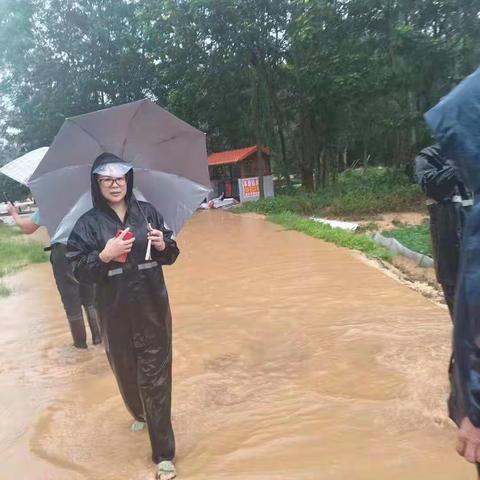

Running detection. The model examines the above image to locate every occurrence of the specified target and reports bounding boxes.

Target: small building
[208,146,274,202]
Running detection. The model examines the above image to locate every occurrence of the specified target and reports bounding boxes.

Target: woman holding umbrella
[67,152,179,480]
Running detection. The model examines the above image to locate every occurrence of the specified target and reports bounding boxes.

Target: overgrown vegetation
[0,283,11,297]
[1,1,479,198]
[382,223,432,257]
[236,168,432,261]
[236,167,424,218]
[0,225,48,296]
[267,212,392,262]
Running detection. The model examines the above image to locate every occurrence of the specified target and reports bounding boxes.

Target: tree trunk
[278,126,290,187]
[299,114,315,191]
[322,150,328,188]
[301,165,315,191]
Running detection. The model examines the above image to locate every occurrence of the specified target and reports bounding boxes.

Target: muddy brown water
[0,211,473,479]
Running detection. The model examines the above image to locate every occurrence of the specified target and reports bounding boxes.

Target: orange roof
[208,146,269,166]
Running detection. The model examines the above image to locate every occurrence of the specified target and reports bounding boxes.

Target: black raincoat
[67,153,179,464]
[415,144,470,314]
[415,144,474,427]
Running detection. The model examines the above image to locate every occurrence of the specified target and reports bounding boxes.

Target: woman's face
[97,175,127,205]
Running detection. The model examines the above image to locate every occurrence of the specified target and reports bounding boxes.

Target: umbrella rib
[121,100,146,159]
[150,131,199,148]
[68,118,106,154]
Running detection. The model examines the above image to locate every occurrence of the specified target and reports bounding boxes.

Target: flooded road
[0,211,473,479]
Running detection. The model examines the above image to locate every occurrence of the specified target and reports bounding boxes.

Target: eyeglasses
[98,176,126,188]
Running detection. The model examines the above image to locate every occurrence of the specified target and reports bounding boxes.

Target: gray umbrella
[28,99,211,243]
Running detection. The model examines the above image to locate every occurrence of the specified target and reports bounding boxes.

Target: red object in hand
[114,229,134,263]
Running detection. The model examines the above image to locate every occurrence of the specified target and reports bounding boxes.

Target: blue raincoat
[426,67,480,426]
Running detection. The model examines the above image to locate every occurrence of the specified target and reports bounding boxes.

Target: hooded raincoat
[415,144,471,315]
[67,153,179,464]
[425,67,480,429]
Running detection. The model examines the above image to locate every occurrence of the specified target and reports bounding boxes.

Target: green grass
[236,167,424,218]
[235,167,426,263]
[382,223,432,257]
[0,225,49,296]
[267,212,392,262]
[0,283,11,297]
[235,193,328,216]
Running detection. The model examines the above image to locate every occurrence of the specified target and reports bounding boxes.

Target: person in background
[415,143,480,475]
[6,203,101,349]
[415,143,472,318]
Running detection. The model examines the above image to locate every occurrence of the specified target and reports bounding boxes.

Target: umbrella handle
[145,223,153,261]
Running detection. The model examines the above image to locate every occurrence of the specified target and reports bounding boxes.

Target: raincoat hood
[91,153,134,210]
[425,67,480,194]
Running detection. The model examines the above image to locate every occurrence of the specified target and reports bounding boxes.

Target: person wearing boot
[6,203,101,349]
[68,154,179,479]
[415,144,476,473]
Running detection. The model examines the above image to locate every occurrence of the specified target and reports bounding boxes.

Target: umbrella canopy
[0,147,48,186]
[28,99,211,243]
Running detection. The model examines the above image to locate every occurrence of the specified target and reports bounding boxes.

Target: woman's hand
[457,417,480,463]
[6,202,19,217]
[99,228,135,263]
[148,228,166,252]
